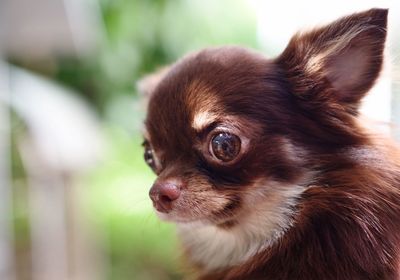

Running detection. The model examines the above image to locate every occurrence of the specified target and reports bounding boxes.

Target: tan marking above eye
[192,111,218,131]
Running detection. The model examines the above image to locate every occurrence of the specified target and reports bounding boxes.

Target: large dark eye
[143,143,156,171]
[210,132,241,162]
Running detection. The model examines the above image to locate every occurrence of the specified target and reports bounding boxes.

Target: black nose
[149,182,181,213]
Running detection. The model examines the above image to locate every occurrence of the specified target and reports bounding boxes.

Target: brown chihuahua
[141,9,400,280]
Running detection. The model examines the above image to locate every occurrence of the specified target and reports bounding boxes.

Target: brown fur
[141,8,400,280]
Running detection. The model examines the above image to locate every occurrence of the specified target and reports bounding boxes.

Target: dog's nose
[149,182,181,213]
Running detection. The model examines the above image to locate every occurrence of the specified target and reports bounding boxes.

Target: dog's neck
[177,184,306,272]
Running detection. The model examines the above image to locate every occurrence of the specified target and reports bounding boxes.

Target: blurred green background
[56,0,258,114]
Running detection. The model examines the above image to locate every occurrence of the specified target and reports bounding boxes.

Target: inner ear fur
[277,8,388,111]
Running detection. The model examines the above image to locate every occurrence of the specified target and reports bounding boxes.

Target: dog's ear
[277,9,388,112]
[137,66,170,98]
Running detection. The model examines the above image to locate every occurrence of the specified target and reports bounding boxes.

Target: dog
[140,8,400,279]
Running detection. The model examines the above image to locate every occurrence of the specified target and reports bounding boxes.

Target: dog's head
[141,9,387,228]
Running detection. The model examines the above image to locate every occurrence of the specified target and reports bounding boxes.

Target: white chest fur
[177,184,305,272]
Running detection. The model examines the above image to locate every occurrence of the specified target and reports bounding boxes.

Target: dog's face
[142,9,387,229]
[144,48,307,226]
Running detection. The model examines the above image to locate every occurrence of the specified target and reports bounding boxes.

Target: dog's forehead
[145,47,273,149]
[145,76,221,150]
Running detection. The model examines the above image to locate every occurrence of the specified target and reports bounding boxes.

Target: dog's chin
[154,210,194,223]
[154,209,236,227]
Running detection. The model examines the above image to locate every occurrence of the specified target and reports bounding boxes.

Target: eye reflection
[210,132,241,162]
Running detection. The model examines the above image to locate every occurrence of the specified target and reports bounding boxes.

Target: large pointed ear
[277,8,388,112]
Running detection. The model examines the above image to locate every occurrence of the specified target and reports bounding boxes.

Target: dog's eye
[144,144,156,171]
[210,132,241,162]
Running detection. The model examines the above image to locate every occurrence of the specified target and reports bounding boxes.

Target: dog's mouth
[156,210,240,230]
[152,192,241,226]
[154,209,213,225]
